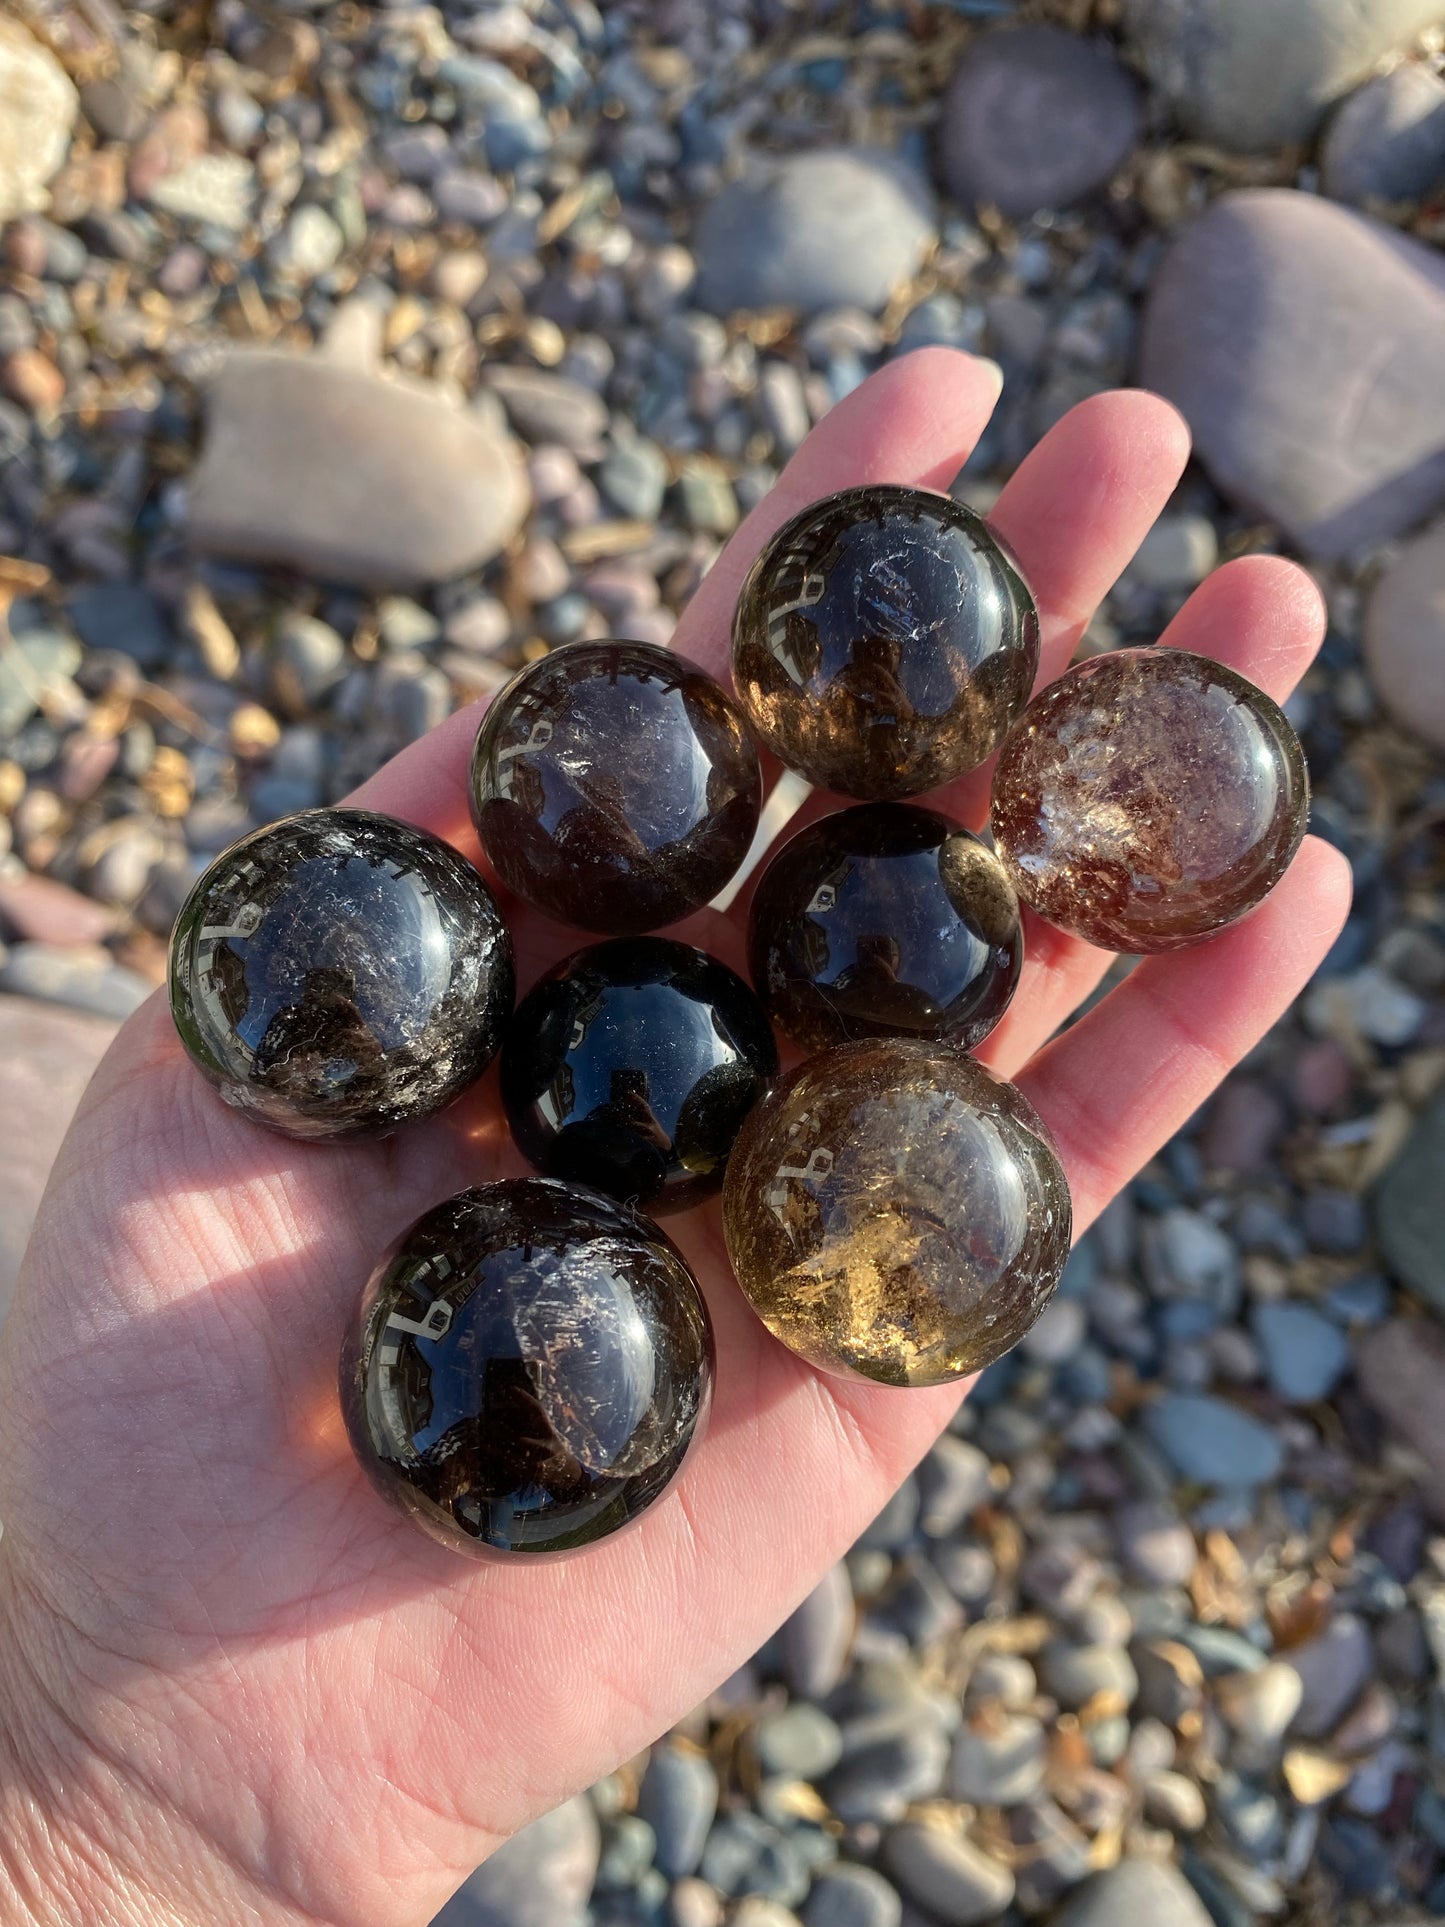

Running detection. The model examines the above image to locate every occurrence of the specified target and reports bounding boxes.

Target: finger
[974,910,1112,1080]
[976,552,1331,1073]
[1154,550,1327,702]
[925,390,1192,830]
[670,346,1005,681]
[1020,836,1352,1234]
[989,387,1192,684]
[345,349,1005,846]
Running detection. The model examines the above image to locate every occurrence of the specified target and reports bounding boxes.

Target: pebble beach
[1,3,1444,1924]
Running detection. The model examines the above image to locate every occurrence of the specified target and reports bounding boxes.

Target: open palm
[0,351,1349,1927]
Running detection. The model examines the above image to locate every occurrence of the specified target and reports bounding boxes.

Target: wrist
[0,1558,268,1927]
[0,1572,170,1927]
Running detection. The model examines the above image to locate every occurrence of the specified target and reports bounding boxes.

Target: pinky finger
[1019,837,1352,1234]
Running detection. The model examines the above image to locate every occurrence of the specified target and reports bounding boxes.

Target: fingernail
[976,357,1005,403]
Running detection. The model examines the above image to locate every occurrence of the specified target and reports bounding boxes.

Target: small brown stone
[2,349,65,414]
[990,647,1308,954]
[722,1039,1071,1387]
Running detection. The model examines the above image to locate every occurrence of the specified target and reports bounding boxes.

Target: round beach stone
[748,803,1021,1052]
[340,1179,713,1557]
[168,808,514,1141]
[722,1040,1072,1388]
[1052,1857,1213,1927]
[883,1822,1015,1924]
[0,18,77,222]
[1322,63,1445,207]
[990,647,1308,953]
[471,639,761,935]
[694,148,935,318]
[732,486,1039,801]
[1365,519,1445,749]
[1121,0,1445,151]
[187,349,530,590]
[938,27,1142,218]
[501,937,778,1214]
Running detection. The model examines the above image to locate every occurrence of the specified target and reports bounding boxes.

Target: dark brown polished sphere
[731,484,1040,800]
[502,937,778,1214]
[991,647,1310,953]
[340,1179,714,1557]
[469,639,762,934]
[168,808,513,1141]
[748,802,1022,1052]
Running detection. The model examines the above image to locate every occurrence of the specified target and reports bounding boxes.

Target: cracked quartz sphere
[340,1178,714,1556]
[470,638,762,934]
[722,1040,1071,1387]
[168,808,514,1140]
[502,937,779,1215]
[748,802,1023,1052]
[731,484,1040,800]
[990,647,1309,953]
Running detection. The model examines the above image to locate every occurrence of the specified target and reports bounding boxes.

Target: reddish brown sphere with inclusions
[731,484,1040,800]
[470,639,762,934]
[990,647,1309,954]
[748,802,1022,1052]
[722,1040,1072,1389]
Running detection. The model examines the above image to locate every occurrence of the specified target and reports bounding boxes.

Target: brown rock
[2,349,65,414]
[0,993,117,1323]
[0,873,117,946]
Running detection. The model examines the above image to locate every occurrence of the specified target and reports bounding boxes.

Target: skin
[0,350,1350,1926]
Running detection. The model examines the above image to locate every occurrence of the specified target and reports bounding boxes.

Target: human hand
[0,349,1350,1927]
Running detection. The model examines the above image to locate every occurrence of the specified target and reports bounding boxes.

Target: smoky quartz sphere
[991,647,1309,953]
[731,484,1040,800]
[503,937,779,1214]
[168,808,514,1140]
[470,638,762,934]
[340,1178,714,1557]
[723,1040,1071,1388]
[748,802,1023,1052]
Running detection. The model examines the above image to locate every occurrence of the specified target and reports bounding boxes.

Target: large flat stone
[187,351,529,589]
[0,993,117,1324]
[1122,0,1445,151]
[1139,189,1445,559]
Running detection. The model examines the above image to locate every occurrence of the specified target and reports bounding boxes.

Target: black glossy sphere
[502,938,779,1213]
[340,1179,714,1556]
[732,484,1040,800]
[168,808,513,1141]
[470,639,762,934]
[748,804,1023,1052]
